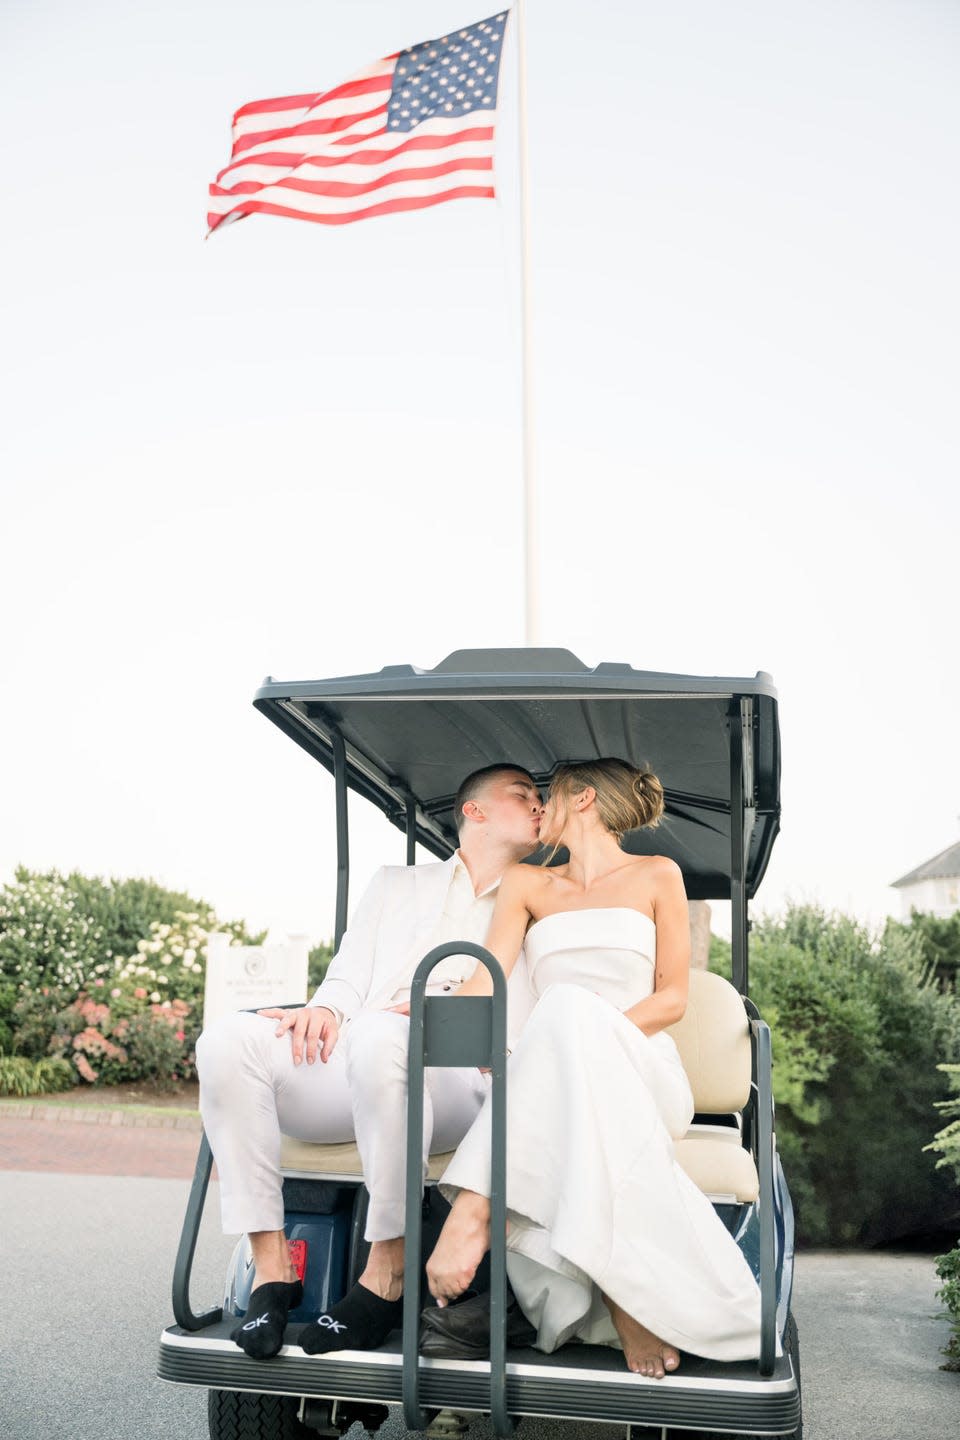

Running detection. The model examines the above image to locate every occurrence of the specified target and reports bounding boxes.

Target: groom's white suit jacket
[310,854,536,1049]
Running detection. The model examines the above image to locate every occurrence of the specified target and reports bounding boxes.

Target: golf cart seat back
[667,969,760,1204]
[279,970,759,1205]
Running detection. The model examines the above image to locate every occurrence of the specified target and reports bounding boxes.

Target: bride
[424,758,764,1379]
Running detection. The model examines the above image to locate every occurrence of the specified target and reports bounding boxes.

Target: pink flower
[111,988,122,998]
[75,1053,97,1084]
[94,978,105,987]
[175,1030,185,1042]
[134,987,147,1000]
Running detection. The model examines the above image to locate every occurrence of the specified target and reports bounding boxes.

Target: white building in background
[891,841,960,919]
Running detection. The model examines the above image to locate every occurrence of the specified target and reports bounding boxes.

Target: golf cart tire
[207,1388,314,1440]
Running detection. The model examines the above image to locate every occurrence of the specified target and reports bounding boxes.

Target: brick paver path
[0,1111,208,1179]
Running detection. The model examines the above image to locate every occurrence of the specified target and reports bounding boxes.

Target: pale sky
[2,0,958,945]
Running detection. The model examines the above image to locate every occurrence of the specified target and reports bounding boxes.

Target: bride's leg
[602,1293,681,1379]
[426,1190,491,1306]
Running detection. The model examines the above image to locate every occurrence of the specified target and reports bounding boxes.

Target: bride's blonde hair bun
[551,758,664,840]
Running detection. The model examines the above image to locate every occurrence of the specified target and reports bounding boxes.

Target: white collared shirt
[388,852,499,1005]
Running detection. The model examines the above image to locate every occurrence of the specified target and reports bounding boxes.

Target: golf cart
[158,647,800,1439]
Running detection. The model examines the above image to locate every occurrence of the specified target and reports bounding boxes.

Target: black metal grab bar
[402,942,513,1438]
[171,1131,223,1332]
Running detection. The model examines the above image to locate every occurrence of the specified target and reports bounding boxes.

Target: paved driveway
[1,1112,957,1439]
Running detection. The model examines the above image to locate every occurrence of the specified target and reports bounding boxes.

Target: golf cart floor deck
[159,1319,800,1434]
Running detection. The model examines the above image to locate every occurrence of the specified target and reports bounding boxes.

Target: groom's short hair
[453,763,536,834]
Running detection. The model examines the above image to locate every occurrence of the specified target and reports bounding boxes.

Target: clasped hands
[257,999,414,1065]
[257,1004,342,1065]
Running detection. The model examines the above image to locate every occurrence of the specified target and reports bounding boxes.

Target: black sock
[231,1279,303,1359]
[299,1282,403,1354]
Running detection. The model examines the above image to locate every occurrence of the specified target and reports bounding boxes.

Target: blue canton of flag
[387,14,507,133]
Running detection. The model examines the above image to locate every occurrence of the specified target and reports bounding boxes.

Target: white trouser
[196,1009,488,1241]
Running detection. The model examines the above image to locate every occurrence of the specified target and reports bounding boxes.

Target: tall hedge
[713,905,960,1246]
[884,908,960,992]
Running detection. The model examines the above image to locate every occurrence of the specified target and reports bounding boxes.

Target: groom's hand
[258,1005,340,1065]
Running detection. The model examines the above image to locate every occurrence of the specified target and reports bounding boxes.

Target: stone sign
[202,932,310,1029]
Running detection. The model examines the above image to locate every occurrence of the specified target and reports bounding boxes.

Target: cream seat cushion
[280,1135,451,1181]
[279,970,759,1203]
[279,1133,759,1204]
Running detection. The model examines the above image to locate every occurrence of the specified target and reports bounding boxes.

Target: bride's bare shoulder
[500,861,550,896]
[625,854,685,891]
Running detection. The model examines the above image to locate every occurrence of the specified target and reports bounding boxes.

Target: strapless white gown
[440,908,764,1361]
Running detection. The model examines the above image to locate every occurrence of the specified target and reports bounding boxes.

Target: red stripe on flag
[232,72,394,124]
[232,93,322,120]
[232,102,389,155]
[211,156,493,202]
[215,127,496,184]
[207,185,495,232]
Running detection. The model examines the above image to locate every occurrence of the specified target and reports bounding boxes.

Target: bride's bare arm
[452,865,533,997]
[622,858,690,1036]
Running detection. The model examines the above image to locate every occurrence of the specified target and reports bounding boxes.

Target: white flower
[150,991,161,1003]
[184,948,196,963]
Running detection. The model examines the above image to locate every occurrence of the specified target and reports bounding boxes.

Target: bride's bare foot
[602,1294,680,1379]
[359,1237,405,1302]
[426,1190,491,1307]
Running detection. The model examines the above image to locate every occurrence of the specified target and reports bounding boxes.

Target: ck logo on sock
[242,1313,270,1331]
[317,1315,346,1332]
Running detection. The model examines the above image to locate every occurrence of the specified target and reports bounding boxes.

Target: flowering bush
[44,991,198,1090]
[1,867,265,1089]
[113,909,252,1009]
[0,869,106,996]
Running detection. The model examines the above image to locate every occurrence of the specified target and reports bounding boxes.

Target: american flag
[207,12,508,233]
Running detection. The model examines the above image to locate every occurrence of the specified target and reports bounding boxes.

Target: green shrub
[113,1005,199,1090]
[712,905,960,1246]
[0,1054,74,1096]
[308,941,334,992]
[934,1244,960,1370]
[59,873,217,963]
[9,986,73,1060]
[886,909,960,992]
[925,1063,960,1177]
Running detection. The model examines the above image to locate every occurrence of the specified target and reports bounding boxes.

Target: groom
[196,763,543,1358]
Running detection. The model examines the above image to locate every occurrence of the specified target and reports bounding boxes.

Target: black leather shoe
[419,1288,537,1359]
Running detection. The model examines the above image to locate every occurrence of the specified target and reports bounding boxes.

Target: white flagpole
[514,0,539,646]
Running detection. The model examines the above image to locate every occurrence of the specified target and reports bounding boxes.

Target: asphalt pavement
[2,1134,957,1439]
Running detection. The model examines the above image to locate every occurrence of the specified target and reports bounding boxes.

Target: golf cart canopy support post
[332,727,349,950]
[730,698,757,995]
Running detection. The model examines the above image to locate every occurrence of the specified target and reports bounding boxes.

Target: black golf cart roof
[254,648,780,900]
